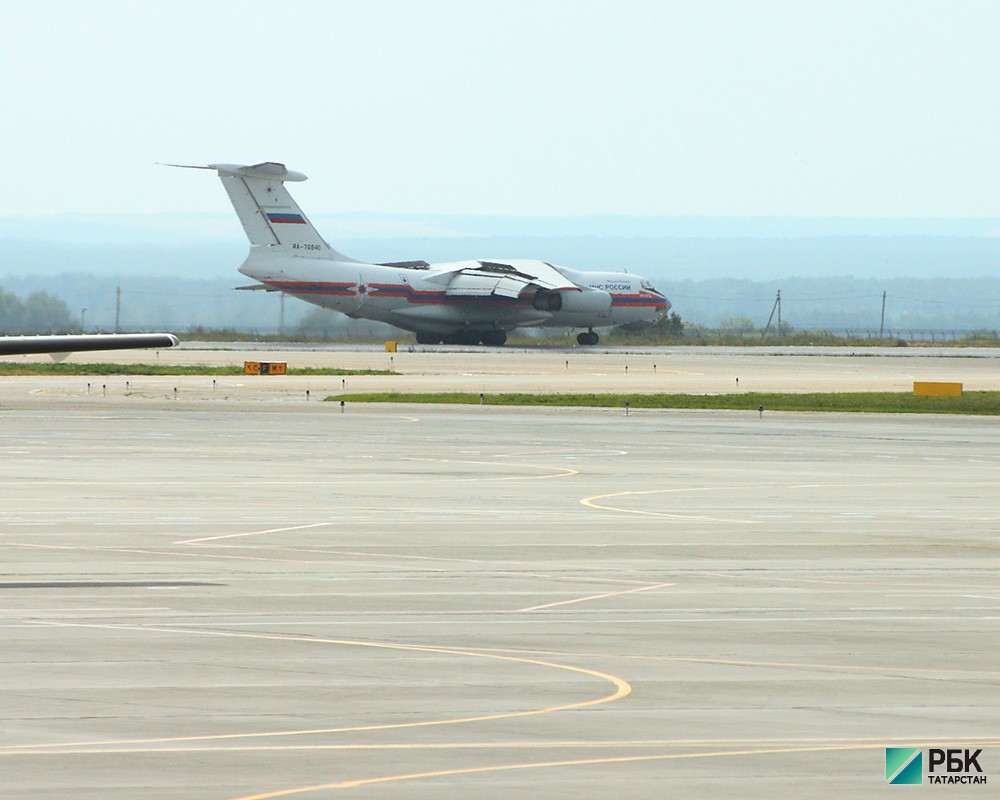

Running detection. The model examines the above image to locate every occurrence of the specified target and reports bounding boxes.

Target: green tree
[23,291,75,332]
[718,315,758,334]
[0,289,25,333]
[658,311,684,336]
[297,307,341,337]
[0,287,75,333]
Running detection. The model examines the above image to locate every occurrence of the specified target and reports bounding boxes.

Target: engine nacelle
[532,289,612,315]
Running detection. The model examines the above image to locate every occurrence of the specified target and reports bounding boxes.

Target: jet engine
[532,289,612,315]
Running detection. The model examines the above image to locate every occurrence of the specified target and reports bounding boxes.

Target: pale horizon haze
[3,0,1000,219]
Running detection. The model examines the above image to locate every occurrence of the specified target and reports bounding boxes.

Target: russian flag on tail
[267,212,306,224]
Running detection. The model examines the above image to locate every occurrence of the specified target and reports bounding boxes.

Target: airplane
[0,333,179,357]
[174,162,669,346]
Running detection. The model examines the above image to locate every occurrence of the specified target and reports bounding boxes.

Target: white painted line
[519,582,673,612]
[176,522,332,545]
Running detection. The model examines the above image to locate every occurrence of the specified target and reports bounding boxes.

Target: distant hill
[1,213,997,332]
[1,212,998,284]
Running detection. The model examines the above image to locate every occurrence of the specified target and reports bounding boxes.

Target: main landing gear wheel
[577,330,599,346]
[415,332,443,345]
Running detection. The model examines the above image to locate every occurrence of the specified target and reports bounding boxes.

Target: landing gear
[439,330,474,345]
[481,330,507,347]
[577,329,599,346]
[415,331,443,345]
[439,330,507,346]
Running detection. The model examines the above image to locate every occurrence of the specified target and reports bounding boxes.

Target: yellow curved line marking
[452,459,579,480]
[580,482,840,522]
[458,646,1000,679]
[580,489,757,523]
[9,623,630,751]
[228,741,1000,799]
[583,479,1000,517]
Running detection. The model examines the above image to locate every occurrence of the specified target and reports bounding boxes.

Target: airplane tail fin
[169,162,356,261]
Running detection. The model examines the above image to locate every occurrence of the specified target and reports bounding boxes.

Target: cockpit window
[640,278,657,291]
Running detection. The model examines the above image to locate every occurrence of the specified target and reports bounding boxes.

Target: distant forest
[1,273,997,338]
[1,217,998,336]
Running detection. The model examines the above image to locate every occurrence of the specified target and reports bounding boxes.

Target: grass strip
[324,391,1000,415]
[0,363,394,377]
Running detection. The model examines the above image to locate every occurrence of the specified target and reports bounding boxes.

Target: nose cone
[620,288,669,331]
[652,291,671,319]
[637,279,669,319]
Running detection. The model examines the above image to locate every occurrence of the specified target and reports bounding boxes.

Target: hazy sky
[4,1,1000,217]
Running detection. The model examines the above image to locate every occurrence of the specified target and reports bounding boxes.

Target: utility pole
[115,286,121,333]
[879,290,886,339]
[762,290,782,338]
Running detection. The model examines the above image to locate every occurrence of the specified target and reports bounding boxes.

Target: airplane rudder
[242,176,331,254]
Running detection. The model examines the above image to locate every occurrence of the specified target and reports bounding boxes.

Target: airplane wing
[0,333,179,356]
[431,260,578,299]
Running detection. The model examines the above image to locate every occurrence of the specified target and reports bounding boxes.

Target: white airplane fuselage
[179,161,669,346]
[239,253,668,339]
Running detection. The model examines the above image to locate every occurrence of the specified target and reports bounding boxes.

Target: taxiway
[1,348,998,798]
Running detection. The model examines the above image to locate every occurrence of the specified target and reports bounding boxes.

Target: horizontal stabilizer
[234,284,280,292]
[165,162,307,182]
[379,261,431,269]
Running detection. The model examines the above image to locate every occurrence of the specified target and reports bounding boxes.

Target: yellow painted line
[579,480,897,523]
[452,459,579,480]
[228,740,1000,799]
[454,646,1000,679]
[662,654,1000,678]
[580,488,758,524]
[5,623,630,751]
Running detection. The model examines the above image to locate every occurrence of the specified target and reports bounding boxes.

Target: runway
[1,350,999,797]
